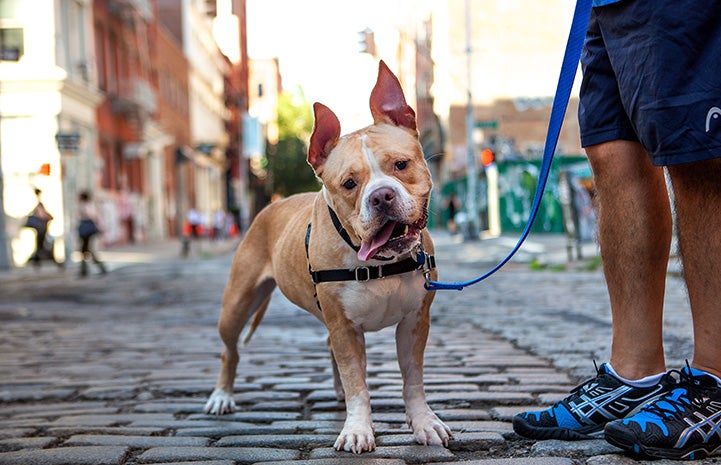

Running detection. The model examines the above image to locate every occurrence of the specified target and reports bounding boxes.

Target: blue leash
[425,0,593,291]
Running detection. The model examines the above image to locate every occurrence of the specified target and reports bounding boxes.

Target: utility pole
[0,141,11,271]
[464,0,479,240]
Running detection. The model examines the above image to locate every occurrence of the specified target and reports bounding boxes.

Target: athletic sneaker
[605,364,721,460]
[513,362,668,440]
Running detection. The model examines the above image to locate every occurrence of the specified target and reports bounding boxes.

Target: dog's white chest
[339,273,426,331]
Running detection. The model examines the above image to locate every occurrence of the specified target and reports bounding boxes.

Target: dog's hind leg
[205,277,276,415]
[242,293,271,346]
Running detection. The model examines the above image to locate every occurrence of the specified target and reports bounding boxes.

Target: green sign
[474,120,499,130]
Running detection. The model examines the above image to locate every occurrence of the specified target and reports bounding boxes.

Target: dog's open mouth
[357,211,428,261]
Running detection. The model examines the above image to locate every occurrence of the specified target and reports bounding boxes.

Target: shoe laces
[643,361,709,420]
[567,360,604,397]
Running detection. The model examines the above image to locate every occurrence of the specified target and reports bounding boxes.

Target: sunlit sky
[244,0,579,130]
[245,0,414,128]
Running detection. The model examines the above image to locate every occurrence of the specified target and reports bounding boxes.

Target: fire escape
[108,0,157,149]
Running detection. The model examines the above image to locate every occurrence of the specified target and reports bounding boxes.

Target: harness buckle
[423,269,432,288]
[354,267,371,281]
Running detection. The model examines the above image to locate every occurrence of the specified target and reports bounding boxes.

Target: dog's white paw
[334,424,376,454]
[204,388,236,415]
[408,412,453,447]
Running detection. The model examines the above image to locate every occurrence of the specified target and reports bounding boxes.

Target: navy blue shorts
[578,1,721,166]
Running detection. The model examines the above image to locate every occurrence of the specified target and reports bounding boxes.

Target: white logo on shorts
[706,107,721,133]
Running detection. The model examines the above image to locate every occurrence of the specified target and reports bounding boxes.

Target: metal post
[55,132,81,264]
[60,153,76,263]
[464,0,479,240]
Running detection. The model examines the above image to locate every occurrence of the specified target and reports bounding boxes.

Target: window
[95,23,107,90]
[0,0,24,61]
[0,28,22,60]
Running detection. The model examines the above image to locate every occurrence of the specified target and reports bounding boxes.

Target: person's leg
[604,159,721,459]
[80,237,90,276]
[667,158,721,379]
[512,140,674,441]
[586,140,672,380]
[31,231,43,265]
[88,237,107,274]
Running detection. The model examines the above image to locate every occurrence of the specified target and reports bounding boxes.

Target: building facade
[1,0,101,264]
[93,0,163,244]
[1,0,247,268]
[158,0,230,233]
[432,0,582,173]
[155,22,192,238]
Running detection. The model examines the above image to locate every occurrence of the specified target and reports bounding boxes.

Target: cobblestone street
[0,232,714,465]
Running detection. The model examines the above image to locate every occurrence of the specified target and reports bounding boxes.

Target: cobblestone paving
[0,233,715,464]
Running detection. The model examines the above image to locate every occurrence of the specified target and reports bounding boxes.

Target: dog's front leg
[326,319,375,454]
[396,296,453,447]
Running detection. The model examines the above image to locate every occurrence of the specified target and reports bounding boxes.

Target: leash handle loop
[425,0,592,292]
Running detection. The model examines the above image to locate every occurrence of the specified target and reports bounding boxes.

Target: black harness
[305,206,436,285]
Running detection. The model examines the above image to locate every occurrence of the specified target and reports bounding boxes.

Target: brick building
[93,0,160,243]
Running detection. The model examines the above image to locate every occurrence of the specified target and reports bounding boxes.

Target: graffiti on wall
[438,157,597,240]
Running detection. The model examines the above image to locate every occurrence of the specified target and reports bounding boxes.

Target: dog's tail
[240,296,270,346]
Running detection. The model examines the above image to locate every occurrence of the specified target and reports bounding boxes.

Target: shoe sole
[512,415,603,441]
[605,422,719,460]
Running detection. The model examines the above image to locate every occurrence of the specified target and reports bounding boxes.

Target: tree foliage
[268,88,321,196]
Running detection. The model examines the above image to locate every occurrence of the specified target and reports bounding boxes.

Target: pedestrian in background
[212,209,226,241]
[444,192,460,236]
[187,208,204,239]
[26,188,62,268]
[77,190,106,277]
[181,207,204,257]
[513,1,721,460]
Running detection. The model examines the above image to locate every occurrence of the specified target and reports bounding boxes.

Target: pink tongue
[357,221,397,261]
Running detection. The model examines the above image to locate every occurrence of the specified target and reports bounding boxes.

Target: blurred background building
[0,0,593,270]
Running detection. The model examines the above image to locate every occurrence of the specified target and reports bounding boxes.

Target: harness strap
[310,252,435,284]
[326,205,394,262]
[305,222,436,284]
[327,206,360,252]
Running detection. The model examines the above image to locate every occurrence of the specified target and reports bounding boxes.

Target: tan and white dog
[204,61,452,454]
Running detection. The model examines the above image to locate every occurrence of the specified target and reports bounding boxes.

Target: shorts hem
[651,146,721,167]
[580,127,638,148]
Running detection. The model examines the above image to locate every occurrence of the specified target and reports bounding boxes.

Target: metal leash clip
[412,244,435,287]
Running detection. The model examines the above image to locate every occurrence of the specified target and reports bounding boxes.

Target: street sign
[55,132,81,152]
[474,120,499,130]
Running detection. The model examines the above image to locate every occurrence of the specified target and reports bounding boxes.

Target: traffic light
[481,148,495,166]
[38,163,51,176]
[358,28,377,57]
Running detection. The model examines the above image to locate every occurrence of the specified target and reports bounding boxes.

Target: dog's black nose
[370,187,396,211]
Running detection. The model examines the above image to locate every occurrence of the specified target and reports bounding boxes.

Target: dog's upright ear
[369,60,417,132]
[308,102,341,172]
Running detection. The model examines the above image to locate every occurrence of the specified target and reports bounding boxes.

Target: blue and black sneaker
[604,364,721,460]
[513,362,668,440]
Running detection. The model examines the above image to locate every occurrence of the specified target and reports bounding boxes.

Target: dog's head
[307,61,432,262]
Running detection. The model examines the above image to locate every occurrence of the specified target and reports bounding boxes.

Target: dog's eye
[343,179,357,190]
[395,160,408,171]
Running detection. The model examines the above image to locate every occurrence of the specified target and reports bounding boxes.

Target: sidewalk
[0,230,703,464]
[1,230,588,279]
[0,236,241,282]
